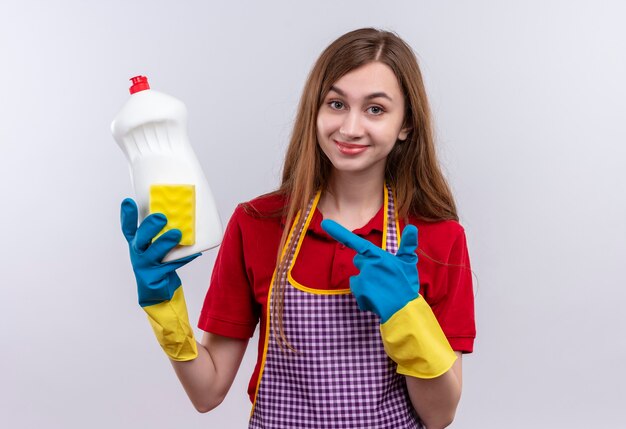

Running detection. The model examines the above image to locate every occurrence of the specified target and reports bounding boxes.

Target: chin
[329,159,386,176]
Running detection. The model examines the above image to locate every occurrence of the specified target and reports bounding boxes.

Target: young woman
[121,28,475,429]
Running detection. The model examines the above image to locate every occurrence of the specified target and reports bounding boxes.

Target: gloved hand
[121,198,201,361]
[321,219,457,378]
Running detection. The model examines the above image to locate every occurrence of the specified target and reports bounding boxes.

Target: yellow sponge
[149,184,196,246]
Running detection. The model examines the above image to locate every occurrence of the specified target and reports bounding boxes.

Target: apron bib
[249,186,422,429]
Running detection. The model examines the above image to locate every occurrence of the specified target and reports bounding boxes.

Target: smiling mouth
[334,140,368,149]
[334,140,369,155]
[333,140,366,148]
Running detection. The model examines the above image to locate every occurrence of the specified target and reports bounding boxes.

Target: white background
[1,1,625,428]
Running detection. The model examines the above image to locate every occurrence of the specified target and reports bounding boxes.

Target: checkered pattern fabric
[249,187,422,428]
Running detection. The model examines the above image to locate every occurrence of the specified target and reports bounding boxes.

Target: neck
[318,170,385,230]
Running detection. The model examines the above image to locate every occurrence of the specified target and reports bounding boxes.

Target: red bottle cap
[129,76,150,94]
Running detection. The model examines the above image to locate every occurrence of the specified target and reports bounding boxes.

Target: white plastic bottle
[112,75,222,261]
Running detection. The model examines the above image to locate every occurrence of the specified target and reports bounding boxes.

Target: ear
[398,126,412,142]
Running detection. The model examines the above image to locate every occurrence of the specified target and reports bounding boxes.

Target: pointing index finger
[321,219,376,255]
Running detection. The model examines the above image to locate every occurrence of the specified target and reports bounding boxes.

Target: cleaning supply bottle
[112,75,222,262]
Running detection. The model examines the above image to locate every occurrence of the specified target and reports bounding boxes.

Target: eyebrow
[329,85,393,101]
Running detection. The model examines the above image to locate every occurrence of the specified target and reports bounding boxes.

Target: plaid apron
[249,186,422,428]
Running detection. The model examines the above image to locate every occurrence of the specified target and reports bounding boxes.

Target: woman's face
[316,61,409,178]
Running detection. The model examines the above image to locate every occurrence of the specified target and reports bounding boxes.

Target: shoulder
[228,191,288,231]
[220,192,286,254]
[235,191,287,218]
[409,217,465,241]
[407,217,468,260]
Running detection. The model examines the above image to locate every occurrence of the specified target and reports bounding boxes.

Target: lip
[334,140,369,155]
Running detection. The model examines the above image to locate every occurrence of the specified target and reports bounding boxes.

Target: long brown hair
[255,28,458,350]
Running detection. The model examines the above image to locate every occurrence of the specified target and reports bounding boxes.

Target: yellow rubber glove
[322,219,457,378]
[121,198,200,361]
[143,287,198,361]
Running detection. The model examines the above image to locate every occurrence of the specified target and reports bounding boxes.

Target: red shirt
[199,193,476,403]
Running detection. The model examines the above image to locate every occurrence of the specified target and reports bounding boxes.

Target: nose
[339,111,363,140]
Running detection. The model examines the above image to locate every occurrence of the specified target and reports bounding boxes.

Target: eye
[328,100,345,110]
[367,105,384,115]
